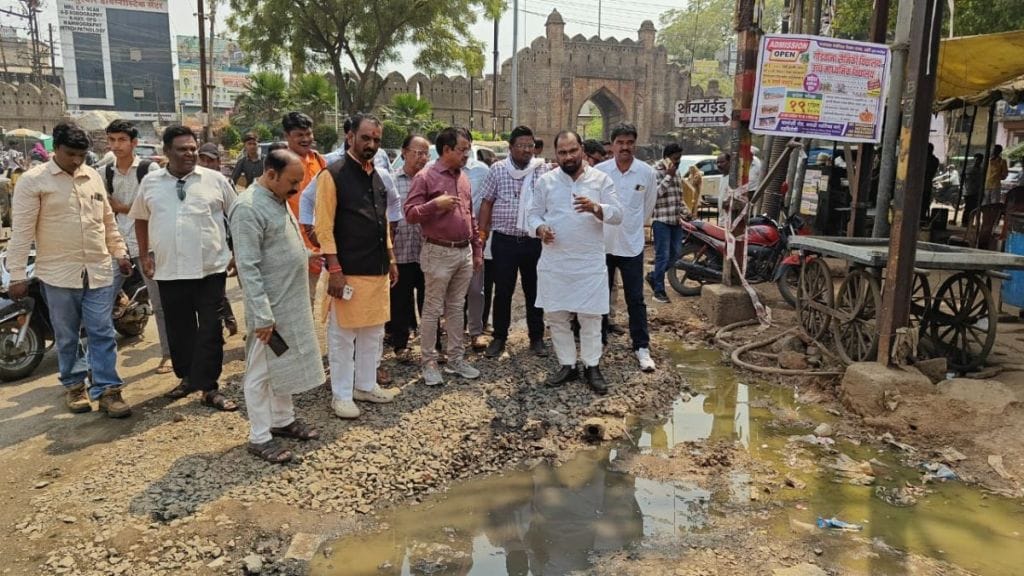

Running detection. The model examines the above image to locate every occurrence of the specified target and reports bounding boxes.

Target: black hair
[609,123,638,142]
[105,119,138,140]
[401,133,423,149]
[52,122,91,151]
[663,142,683,158]
[534,138,544,149]
[264,148,296,173]
[435,126,469,156]
[267,142,288,153]
[349,113,381,134]
[602,141,611,146]
[974,153,984,161]
[583,139,605,157]
[243,132,257,142]
[994,144,1003,154]
[282,111,313,134]
[553,130,582,149]
[508,125,534,144]
[461,127,473,142]
[343,117,353,134]
[162,125,196,148]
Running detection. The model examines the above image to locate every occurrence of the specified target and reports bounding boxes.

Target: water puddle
[312,346,1024,575]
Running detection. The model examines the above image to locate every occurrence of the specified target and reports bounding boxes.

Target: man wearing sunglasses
[130,125,239,412]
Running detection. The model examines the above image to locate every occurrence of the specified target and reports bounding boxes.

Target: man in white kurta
[528,131,622,394]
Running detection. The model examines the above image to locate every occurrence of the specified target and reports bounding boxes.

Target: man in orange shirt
[282,112,327,306]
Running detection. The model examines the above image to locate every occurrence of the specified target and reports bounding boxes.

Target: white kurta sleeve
[527,175,550,235]
[599,175,623,226]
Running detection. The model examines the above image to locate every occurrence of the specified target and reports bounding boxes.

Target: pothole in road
[311,346,1024,575]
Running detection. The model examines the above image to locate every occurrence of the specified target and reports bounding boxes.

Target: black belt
[493,231,534,242]
[424,237,470,248]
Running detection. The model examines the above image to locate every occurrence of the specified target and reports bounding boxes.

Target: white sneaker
[444,360,481,379]
[423,362,445,386]
[354,384,397,404]
[636,348,656,373]
[332,398,361,419]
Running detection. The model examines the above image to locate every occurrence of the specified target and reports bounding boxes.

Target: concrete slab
[840,362,934,417]
[700,283,756,326]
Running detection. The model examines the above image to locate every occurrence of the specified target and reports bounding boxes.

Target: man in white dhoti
[528,131,622,394]
[230,149,326,463]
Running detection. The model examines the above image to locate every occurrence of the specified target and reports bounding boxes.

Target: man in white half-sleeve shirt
[529,131,622,394]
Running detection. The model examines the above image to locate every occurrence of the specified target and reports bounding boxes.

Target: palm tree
[379,93,434,134]
[289,73,336,126]
[233,71,290,128]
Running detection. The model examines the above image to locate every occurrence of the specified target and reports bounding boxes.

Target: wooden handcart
[789,236,1024,372]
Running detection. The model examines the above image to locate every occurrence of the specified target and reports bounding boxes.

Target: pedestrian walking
[404,127,483,386]
[130,125,239,411]
[313,114,399,419]
[230,149,325,463]
[984,144,1009,206]
[647,143,688,304]
[528,131,622,393]
[8,122,133,417]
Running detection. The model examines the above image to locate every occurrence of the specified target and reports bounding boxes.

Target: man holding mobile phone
[230,149,325,463]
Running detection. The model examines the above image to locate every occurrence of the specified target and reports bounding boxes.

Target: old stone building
[0,81,66,133]
[370,9,692,147]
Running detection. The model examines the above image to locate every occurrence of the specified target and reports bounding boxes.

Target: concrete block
[700,283,756,326]
[840,362,934,417]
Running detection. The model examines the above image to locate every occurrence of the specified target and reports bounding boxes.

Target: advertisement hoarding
[176,36,250,110]
[57,0,175,115]
[751,34,891,143]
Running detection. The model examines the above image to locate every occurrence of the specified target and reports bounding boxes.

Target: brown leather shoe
[98,388,132,418]
[471,335,488,351]
[65,383,92,413]
[377,366,392,386]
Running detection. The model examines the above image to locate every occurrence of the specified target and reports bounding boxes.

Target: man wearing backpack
[104,120,172,374]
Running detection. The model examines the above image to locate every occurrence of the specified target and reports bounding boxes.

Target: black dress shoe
[583,365,608,394]
[546,364,579,386]
[529,339,548,357]
[607,323,626,336]
[485,338,506,358]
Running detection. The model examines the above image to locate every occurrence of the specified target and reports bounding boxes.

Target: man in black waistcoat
[313,113,400,420]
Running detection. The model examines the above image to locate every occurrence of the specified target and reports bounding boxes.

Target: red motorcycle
[667,214,813,307]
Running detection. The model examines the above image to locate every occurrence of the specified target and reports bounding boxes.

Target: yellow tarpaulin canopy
[936,29,1024,102]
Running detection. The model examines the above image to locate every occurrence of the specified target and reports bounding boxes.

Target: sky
[4,0,685,79]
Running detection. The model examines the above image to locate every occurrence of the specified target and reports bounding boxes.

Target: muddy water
[312,346,1024,576]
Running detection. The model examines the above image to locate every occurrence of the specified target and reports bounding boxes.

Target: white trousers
[546,311,603,368]
[243,340,295,444]
[327,315,385,401]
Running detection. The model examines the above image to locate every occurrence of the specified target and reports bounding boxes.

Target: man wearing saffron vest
[313,113,399,419]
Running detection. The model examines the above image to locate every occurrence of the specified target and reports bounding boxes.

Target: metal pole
[877,0,944,365]
[980,102,997,198]
[492,15,499,138]
[723,0,758,286]
[872,0,914,237]
[953,105,976,224]
[197,0,210,141]
[847,0,889,238]
[47,23,55,77]
[511,0,519,127]
[208,0,217,127]
[598,0,602,37]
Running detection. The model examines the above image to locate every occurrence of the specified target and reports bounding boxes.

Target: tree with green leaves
[833,0,1024,40]
[228,0,487,115]
[379,93,435,135]
[233,71,290,130]
[658,0,785,66]
[289,73,336,126]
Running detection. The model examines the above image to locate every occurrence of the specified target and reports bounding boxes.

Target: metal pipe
[511,0,519,127]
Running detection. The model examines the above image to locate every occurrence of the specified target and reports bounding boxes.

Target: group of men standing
[8,112,671,464]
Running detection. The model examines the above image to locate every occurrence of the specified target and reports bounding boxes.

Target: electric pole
[197,0,210,141]
[511,0,519,127]
[492,15,499,138]
[207,0,217,129]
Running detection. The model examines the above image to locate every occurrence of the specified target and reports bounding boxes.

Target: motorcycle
[668,213,813,307]
[931,167,961,206]
[0,250,150,382]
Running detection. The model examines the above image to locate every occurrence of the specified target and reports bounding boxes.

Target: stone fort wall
[0,82,66,134]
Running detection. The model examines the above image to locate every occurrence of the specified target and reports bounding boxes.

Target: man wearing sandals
[131,125,239,412]
[230,149,324,462]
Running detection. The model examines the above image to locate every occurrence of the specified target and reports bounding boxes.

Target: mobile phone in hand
[267,329,289,356]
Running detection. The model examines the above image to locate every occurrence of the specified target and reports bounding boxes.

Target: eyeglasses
[176,179,186,201]
[512,143,536,151]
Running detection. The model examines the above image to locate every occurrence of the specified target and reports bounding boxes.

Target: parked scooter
[668,213,813,307]
[0,250,150,381]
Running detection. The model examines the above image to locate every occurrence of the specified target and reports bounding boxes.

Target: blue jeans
[43,279,123,399]
[605,253,650,350]
[651,221,684,293]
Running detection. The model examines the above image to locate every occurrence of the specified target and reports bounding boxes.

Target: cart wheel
[797,257,834,341]
[910,273,932,327]
[925,272,996,372]
[833,269,881,364]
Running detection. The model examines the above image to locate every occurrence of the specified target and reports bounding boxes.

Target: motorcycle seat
[692,220,727,241]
